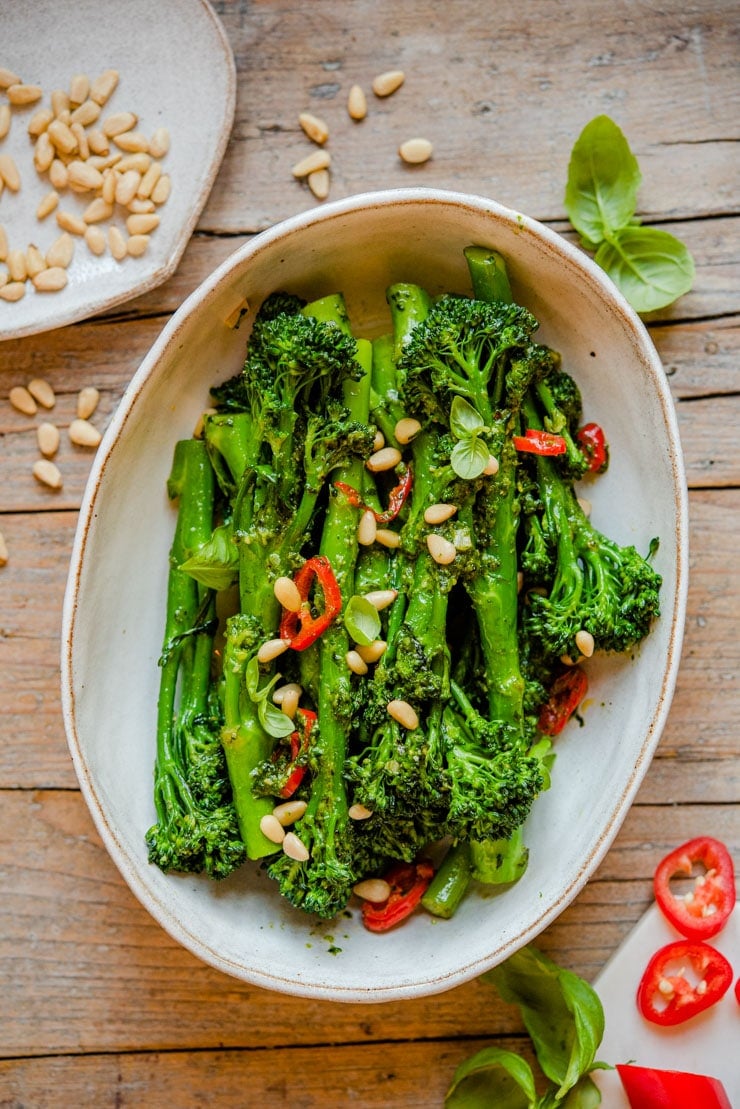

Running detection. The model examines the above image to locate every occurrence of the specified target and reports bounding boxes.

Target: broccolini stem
[370,333,405,445]
[387,282,433,360]
[421,841,472,918]
[464,245,514,304]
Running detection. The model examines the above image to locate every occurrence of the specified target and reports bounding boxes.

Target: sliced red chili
[636,939,733,1026]
[278,556,342,651]
[280,708,317,799]
[335,463,413,524]
[576,422,609,473]
[513,429,567,456]
[653,836,736,941]
[617,1064,733,1109]
[537,667,588,736]
[361,859,434,933]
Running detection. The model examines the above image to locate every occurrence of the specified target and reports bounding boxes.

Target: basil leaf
[258,699,296,739]
[450,396,486,439]
[344,594,381,646]
[538,1074,602,1108]
[244,654,261,700]
[445,1046,536,1108]
[450,436,490,479]
[180,522,238,590]
[485,946,605,1099]
[594,225,695,313]
[564,115,641,245]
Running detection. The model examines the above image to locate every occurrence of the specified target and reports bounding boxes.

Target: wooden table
[2,1,738,1103]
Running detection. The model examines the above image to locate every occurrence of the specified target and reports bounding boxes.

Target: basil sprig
[565,115,694,314]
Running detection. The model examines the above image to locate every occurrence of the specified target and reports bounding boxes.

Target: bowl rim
[60,187,689,1001]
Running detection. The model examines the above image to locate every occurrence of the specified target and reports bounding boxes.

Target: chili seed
[363,589,397,611]
[274,575,303,612]
[387,699,419,730]
[346,650,369,676]
[357,509,377,547]
[347,84,368,121]
[355,640,387,664]
[259,814,286,845]
[575,629,595,658]
[272,799,307,826]
[394,417,421,444]
[27,378,55,409]
[424,503,457,525]
[37,422,60,458]
[367,446,401,472]
[696,979,708,994]
[33,459,63,490]
[282,832,310,861]
[427,533,457,565]
[657,978,674,998]
[348,803,373,820]
[372,70,405,97]
[257,637,292,663]
[10,386,37,417]
[353,878,392,903]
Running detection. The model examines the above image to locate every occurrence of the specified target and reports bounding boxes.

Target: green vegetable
[565,115,695,312]
[344,593,382,646]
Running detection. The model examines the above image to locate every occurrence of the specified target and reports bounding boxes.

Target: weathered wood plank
[0,785,736,1059]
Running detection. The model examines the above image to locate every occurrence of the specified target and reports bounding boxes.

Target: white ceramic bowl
[61,188,688,1002]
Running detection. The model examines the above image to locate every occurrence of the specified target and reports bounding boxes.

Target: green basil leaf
[344,594,381,646]
[244,654,261,700]
[179,522,238,590]
[450,436,490,480]
[450,395,486,439]
[564,115,641,244]
[538,1074,602,1108]
[445,1046,536,1108]
[484,946,605,1099]
[258,698,296,739]
[594,226,695,313]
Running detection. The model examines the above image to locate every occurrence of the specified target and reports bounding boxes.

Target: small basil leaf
[445,1046,536,1108]
[258,699,296,739]
[564,115,641,244]
[594,226,695,313]
[344,594,381,646]
[244,654,261,700]
[450,436,490,480]
[450,396,486,439]
[179,522,238,590]
[539,1074,603,1108]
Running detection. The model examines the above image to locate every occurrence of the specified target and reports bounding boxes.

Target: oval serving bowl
[61,188,688,1003]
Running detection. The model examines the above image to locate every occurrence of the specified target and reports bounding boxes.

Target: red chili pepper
[653,836,736,941]
[636,939,733,1026]
[335,464,413,524]
[280,708,317,799]
[576,422,609,473]
[617,1064,733,1109]
[278,556,342,651]
[513,429,567,456]
[537,667,588,736]
[735,976,740,1006]
[361,859,434,933]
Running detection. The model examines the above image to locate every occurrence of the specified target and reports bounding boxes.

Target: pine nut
[0,274,7,289]
[387,699,419,730]
[70,99,101,127]
[84,197,114,224]
[56,210,87,236]
[0,68,21,89]
[282,832,310,862]
[46,233,75,269]
[355,640,387,664]
[126,234,150,257]
[273,575,302,611]
[353,878,391,903]
[259,813,286,844]
[77,386,100,420]
[33,267,68,292]
[137,161,162,199]
[103,111,137,137]
[149,127,170,158]
[367,446,402,472]
[87,128,109,156]
[279,686,300,720]
[27,107,53,137]
[128,197,155,214]
[33,132,55,173]
[483,455,500,476]
[348,803,373,820]
[272,682,302,706]
[56,108,72,125]
[424,503,457,525]
[7,249,27,282]
[399,138,433,165]
[0,282,25,302]
[307,168,330,201]
[375,528,400,548]
[0,105,8,141]
[9,386,37,416]
[49,158,68,190]
[47,119,77,155]
[427,533,457,565]
[69,74,90,105]
[50,89,70,117]
[37,422,60,458]
[0,154,20,192]
[372,70,405,97]
[0,530,7,566]
[272,799,307,826]
[299,112,329,145]
[346,650,369,676]
[70,122,90,160]
[394,417,421,444]
[257,637,291,663]
[372,430,385,452]
[0,225,6,261]
[151,174,171,204]
[126,213,159,235]
[575,629,595,658]
[292,150,331,178]
[67,160,104,191]
[115,170,141,206]
[33,459,63,490]
[7,83,43,106]
[27,378,55,409]
[37,191,59,220]
[108,226,127,261]
[68,418,101,447]
[113,130,149,153]
[85,225,106,256]
[364,589,397,611]
[101,168,116,205]
[357,509,377,546]
[90,69,119,106]
[578,497,592,517]
[347,84,367,120]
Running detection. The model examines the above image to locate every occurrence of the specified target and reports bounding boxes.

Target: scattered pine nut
[399,137,433,165]
[77,386,100,420]
[27,106,53,137]
[272,681,302,706]
[37,422,60,458]
[575,629,595,658]
[102,111,137,137]
[0,105,9,141]
[7,83,43,106]
[85,225,106,255]
[113,129,149,153]
[0,530,7,566]
[375,528,400,548]
[0,225,7,260]
[353,878,392,903]
[33,266,68,292]
[357,508,377,547]
[0,154,21,192]
[366,446,402,472]
[151,173,171,205]
[67,160,104,191]
[108,226,127,260]
[578,497,592,517]
[56,210,87,236]
[49,158,68,190]
[47,118,77,155]
[346,650,369,676]
[126,233,149,257]
[70,121,90,160]
[272,799,307,826]
[50,89,70,117]
[257,637,292,664]
[90,69,119,106]
[68,418,102,447]
[87,128,109,156]
[292,149,331,178]
[128,197,155,214]
[307,168,330,201]
[387,698,419,730]
[69,74,90,106]
[126,213,159,235]
[347,84,367,120]
[27,378,55,409]
[348,803,373,820]
[0,68,21,90]
[115,169,141,206]
[83,197,114,224]
[9,385,37,416]
[394,417,421,444]
[372,430,385,452]
[33,132,55,173]
[46,232,75,269]
[273,575,303,612]
[70,99,101,127]
[483,455,500,476]
[7,249,27,282]
[259,813,286,845]
[137,161,162,199]
[279,686,300,720]
[298,111,329,145]
[32,459,63,490]
[424,503,458,525]
[282,831,310,862]
[364,589,397,611]
[37,190,59,220]
[355,640,387,664]
[0,282,25,302]
[372,70,405,97]
[427,533,457,565]
[149,126,170,158]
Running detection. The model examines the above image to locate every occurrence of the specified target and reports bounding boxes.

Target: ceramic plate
[593,903,739,1105]
[0,0,234,342]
